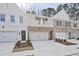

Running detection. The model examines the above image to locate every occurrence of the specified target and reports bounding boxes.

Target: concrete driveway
[1,39,79,56]
[0,42,16,56]
[31,40,79,56]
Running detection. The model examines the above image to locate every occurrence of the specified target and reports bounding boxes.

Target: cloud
[17,3,35,11]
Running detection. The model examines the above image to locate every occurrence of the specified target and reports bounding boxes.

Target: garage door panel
[55,32,67,39]
[0,32,19,42]
[29,32,48,41]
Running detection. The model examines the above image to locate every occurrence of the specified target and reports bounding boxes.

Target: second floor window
[36,17,42,24]
[43,19,45,24]
[68,22,71,27]
[0,14,5,22]
[56,21,62,26]
[73,23,77,27]
[65,22,71,27]
[11,15,15,22]
[36,17,48,25]
[56,21,59,26]
[43,18,48,24]
[19,16,23,23]
[60,21,62,26]
[65,22,67,27]
[38,19,41,24]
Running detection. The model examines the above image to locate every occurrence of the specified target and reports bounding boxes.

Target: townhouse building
[0,3,28,42]
[28,9,75,41]
[0,3,79,42]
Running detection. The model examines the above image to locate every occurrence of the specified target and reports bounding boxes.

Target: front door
[21,31,26,41]
[68,32,71,39]
[48,31,52,40]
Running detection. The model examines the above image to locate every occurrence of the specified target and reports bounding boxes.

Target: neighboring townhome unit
[28,9,74,41]
[52,9,73,40]
[0,3,28,42]
[28,15,54,41]
[0,4,78,42]
[71,20,79,39]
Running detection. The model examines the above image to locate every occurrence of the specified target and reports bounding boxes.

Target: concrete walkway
[0,42,16,56]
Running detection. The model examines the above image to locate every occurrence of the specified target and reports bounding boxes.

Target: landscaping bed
[12,39,34,52]
[56,40,77,46]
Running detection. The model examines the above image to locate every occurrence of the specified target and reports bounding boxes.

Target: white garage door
[55,32,67,39]
[29,32,48,41]
[0,31,19,42]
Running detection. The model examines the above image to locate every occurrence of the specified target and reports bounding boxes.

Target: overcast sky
[17,3,60,15]
[17,3,60,10]
[35,3,60,10]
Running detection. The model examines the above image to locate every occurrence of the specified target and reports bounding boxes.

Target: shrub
[16,41,21,47]
[64,39,66,42]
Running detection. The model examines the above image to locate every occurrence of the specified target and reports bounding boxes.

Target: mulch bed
[56,40,77,46]
[14,42,32,48]
[12,40,34,52]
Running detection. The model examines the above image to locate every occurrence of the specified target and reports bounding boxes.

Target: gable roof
[53,9,70,20]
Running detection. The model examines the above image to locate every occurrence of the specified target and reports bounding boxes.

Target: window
[46,18,47,22]
[11,15,15,22]
[0,14,5,22]
[65,22,67,27]
[43,19,45,24]
[36,17,48,25]
[65,22,71,27]
[38,19,41,24]
[56,21,59,26]
[56,21,62,26]
[42,18,48,24]
[60,21,62,26]
[19,16,23,23]
[36,17,41,24]
[73,23,77,27]
[68,22,71,27]
[36,17,38,20]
